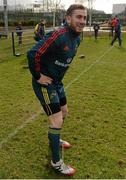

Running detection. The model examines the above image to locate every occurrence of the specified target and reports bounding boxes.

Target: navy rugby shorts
[32,78,67,116]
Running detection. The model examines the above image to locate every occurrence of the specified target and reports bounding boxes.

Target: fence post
[81,31,84,41]
[12,32,15,56]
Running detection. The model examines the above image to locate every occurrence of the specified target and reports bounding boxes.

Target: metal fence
[11,27,115,56]
[11,27,57,56]
[11,29,35,56]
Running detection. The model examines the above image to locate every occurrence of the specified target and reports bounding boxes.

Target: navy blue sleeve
[27,32,58,80]
[27,28,67,80]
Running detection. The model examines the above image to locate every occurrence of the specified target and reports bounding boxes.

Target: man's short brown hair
[66,4,86,16]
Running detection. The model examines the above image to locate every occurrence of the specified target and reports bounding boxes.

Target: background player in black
[16,22,23,45]
[27,4,87,176]
[93,22,100,40]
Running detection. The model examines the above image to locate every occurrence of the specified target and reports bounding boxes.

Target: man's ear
[66,16,71,25]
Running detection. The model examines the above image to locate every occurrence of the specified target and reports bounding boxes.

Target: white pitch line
[65,45,113,89]
[0,110,42,149]
[0,46,113,150]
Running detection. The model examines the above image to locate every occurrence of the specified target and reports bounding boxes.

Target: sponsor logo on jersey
[55,58,72,67]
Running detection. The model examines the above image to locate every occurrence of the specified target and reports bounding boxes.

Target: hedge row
[0,19,56,27]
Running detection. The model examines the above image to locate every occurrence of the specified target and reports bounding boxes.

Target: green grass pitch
[0,33,126,178]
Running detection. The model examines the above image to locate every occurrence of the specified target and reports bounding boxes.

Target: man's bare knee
[61,105,68,119]
[62,109,68,119]
[49,111,63,128]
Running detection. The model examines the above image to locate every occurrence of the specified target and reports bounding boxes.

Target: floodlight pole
[53,2,58,28]
[47,0,49,11]
[53,6,56,28]
[88,0,92,31]
[53,0,61,28]
[3,0,8,36]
